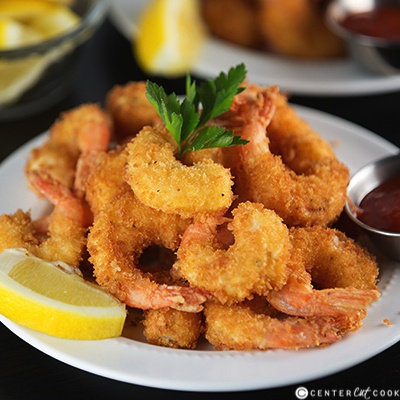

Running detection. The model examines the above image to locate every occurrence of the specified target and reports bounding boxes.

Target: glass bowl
[0,0,109,121]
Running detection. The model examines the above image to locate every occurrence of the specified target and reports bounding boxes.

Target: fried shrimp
[25,104,112,199]
[143,308,203,349]
[229,85,349,227]
[87,191,208,312]
[204,301,363,350]
[291,226,379,290]
[84,145,131,216]
[201,0,262,49]
[258,0,345,59]
[125,125,234,218]
[0,172,86,266]
[173,201,291,304]
[106,81,160,141]
[267,226,380,317]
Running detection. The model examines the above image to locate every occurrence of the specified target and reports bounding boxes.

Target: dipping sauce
[357,176,400,233]
[341,6,400,40]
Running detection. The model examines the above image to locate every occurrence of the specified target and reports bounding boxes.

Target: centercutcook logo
[295,386,400,399]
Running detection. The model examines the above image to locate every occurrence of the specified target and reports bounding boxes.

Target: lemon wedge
[0,248,126,340]
[134,0,206,76]
[29,6,80,39]
[0,17,43,49]
[0,57,47,106]
[0,0,57,22]
[0,0,80,43]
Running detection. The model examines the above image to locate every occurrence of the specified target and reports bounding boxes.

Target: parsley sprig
[145,64,249,159]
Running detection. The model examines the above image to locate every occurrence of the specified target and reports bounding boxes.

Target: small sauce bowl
[345,153,400,261]
[326,0,400,75]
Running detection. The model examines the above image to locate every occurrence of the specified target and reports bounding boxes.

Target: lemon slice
[29,6,80,39]
[0,17,43,49]
[0,56,49,106]
[134,0,206,76]
[0,0,57,22]
[0,248,126,340]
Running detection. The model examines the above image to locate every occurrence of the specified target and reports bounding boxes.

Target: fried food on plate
[223,84,349,227]
[174,201,291,304]
[11,68,382,350]
[125,124,234,219]
[200,0,345,59]
[258,0,346,59]
[267,226,380,317]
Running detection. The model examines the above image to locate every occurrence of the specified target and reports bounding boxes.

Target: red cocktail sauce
[341,6,400,40]
[357,176,400,233]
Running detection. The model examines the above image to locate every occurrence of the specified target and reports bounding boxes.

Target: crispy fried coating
[174,201,291,304]
[87,191,209,312]
[290,226,379,291]
[258,0,345,59]
[267,226,380,317]
[143,308,203,349]
[229,85,349,227]
[201,0,262,49]
[25,104,111,196]
[204,301,364,350]
[106,81,160,141]
[85,146,131,216]
[125,125,234,219]
[0,175,86,267]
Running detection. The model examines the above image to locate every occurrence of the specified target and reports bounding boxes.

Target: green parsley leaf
[145,63,248,159]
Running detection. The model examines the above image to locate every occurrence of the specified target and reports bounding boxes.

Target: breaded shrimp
[201,0,262,49]
[227,85,349,227]
[204,301,364,350]
[125,125,234,218]
[291,226,379,290]
[267,226,380,317]
[25,104,112,199]
[106,81,160,141]
[87,191,208,312]
[258,0,345,59]
[84,145,131,216]
[173,201,291,304]
[143,308,203,349]
[0,171,86,266]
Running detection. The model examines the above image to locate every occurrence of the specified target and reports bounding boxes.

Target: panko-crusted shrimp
[258,0,345,59]
[267,226,380,317]
[125,125,234,219]
[143,308,203,349]
[106,81,160,141]
[204,300,364,350]
[226,85,349,227]
[0,171,86,266]
[84,145,131,216]
[173,201,291,304]
[87,191,208,312]
[25,104,112,199]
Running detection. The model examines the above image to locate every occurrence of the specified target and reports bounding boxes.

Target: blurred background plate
[109,0,400,96]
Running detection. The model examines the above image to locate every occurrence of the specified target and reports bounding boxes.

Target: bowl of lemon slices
[0,0,108,120]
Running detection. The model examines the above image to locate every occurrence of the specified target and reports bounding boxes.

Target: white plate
[1,106,400,392]
[109,0,400,96]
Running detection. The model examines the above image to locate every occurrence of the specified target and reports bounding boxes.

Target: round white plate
[1,106,400,392]
[109,0,400,96]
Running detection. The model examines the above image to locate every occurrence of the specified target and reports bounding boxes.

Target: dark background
[1,18,399,400]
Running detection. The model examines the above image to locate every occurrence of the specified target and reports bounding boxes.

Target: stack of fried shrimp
[13,80,380,351]
[201,0,346,60]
